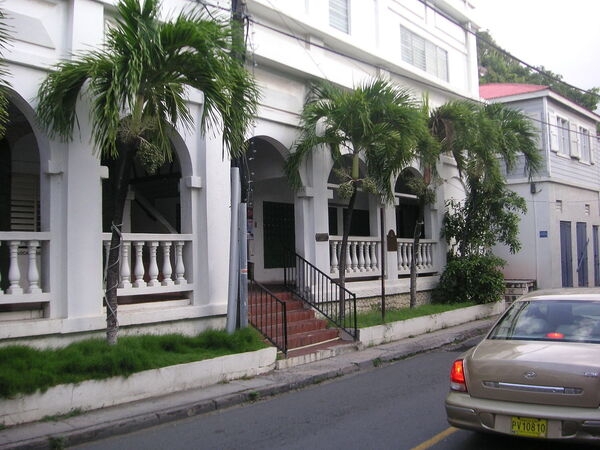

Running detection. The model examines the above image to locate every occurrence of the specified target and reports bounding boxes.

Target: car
[445,288,600,443]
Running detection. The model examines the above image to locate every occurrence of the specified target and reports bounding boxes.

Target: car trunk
[465,340,600,408]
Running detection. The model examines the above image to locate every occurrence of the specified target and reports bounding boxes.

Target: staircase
[248,284,341,354]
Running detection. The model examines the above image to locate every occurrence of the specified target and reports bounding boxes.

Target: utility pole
[227,0,249,332]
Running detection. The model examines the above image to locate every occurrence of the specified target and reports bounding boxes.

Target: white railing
[102,233,193,297]
[0,232,51,304]
[396,238,438,276]
[329,236,381,278]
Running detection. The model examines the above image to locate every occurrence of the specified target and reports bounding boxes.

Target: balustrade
[0,232,50,303]
[102,233,192,296]
[328,237,438,278]
[329,237,381,277]
[396,239,437,276]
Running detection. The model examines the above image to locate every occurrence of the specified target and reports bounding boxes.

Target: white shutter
[570,122,580,158]
[591,135,598,165]
[548,111,559,151]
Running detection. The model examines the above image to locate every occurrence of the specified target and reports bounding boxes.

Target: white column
[147,241,160,287]
[27,240,42,294]
[7,241,22,295]
[161,241,174,286]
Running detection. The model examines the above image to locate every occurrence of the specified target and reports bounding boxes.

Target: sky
[472,0,600,92]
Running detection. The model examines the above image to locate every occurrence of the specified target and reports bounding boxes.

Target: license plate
[511,416,547,438]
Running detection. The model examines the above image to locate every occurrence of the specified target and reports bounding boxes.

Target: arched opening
[395,168,424,239]
[102,150,182,234]
[327,155,371,237]
[0,99,46,315]
[246,136,294,282]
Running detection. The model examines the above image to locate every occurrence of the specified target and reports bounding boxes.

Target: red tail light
[450,359,467,392]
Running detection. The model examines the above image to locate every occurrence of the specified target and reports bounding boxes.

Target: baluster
[358,242,365,272]
[161,241,174,286]
[345,243,352,273]
[330,241,338,273]
[418,243,424,269]
[174,241,187,285]
[27,240,42,294]
[423,243,430,269]
[119,241,132,288]
[427,243,433,269]
[364,242,372,271]
[398,243,405,271]
[370,242,378,272]
[7,241,23,295]
[133,241,146,287]
[350,242,358,272]
[147,241,160,287]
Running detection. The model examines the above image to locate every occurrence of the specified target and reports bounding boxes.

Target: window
[580,126,591,161]
[400,26,448,81]
[329,0,349,34]
[556,116,570,155]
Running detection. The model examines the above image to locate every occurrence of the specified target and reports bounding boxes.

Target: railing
[284,253,357,340]
[102,233,193,297]
[0,232,51,305]
[396,238,438,276]
[248,280,288,354]
[329,236,381,278]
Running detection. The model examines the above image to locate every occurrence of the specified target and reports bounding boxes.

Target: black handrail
[248,279,288,355]
[284,253,358,340]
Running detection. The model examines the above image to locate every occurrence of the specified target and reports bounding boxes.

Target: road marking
[410,427,458,450]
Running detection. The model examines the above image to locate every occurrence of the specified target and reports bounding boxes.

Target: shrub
[434,254,505,305]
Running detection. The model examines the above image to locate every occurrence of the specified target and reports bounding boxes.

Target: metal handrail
[284,253,357,340]
[248,279,288,355]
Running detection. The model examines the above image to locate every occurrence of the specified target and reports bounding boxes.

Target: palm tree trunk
[105,142,136,345]
[410,198,425,308]
[338,186,357,320]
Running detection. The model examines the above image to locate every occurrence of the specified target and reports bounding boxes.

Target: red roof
[479,83,549,100]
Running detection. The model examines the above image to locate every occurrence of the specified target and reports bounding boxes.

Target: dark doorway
[560,221,573,287]
[263,201,295,268]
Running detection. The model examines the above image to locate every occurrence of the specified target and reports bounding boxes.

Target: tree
[36,0,259,344]
[477,30,600,111]
[285,78,430,290]
[430,99,542,257]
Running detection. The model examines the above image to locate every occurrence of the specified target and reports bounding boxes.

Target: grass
[0,327,267,399]
[356,302,475,328]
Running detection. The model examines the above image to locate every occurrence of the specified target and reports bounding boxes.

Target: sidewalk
[0,317,495,450]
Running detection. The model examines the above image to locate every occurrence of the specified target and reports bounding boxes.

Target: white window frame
[556,116,570,156]
[579,126,591,162]
[400,26,448,81]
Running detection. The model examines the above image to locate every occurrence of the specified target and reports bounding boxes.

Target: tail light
[450,359,467,392]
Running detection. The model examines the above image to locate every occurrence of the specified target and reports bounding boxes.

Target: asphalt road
[71,339,594,450]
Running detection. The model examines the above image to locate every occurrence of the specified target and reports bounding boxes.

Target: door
[262,201,295,268]
[560,221,573,287]
[594,226,600,286]
[577,222,589,287]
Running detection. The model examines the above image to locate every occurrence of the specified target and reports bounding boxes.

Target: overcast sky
[472,0,600,92]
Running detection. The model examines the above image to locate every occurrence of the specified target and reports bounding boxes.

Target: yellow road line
[410,427,459,450]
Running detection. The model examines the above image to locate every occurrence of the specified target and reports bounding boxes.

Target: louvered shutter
[570,122,580,158]
[329,0,349,33]
[548,111,559,151]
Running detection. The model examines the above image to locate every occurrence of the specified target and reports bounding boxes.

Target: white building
[0,0,479,346]
[481,83,600,290]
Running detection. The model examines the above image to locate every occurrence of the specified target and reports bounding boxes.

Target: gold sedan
[446,288,600,442]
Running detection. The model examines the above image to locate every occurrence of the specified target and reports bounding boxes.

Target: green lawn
[356,302,475,328]
[0,327,267,399]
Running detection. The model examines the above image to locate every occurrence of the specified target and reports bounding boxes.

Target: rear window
[488,299,600,343]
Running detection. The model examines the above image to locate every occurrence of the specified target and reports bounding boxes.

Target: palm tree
[429,99,542,256]
[36,0,259,344]
[0,7,11,137]
[285,78,430,289]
